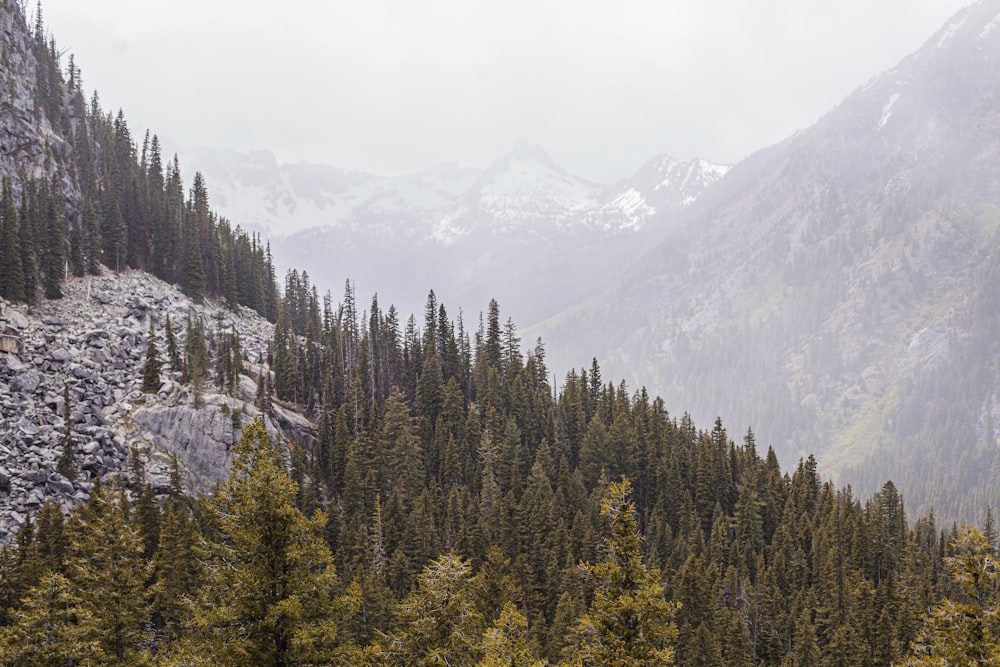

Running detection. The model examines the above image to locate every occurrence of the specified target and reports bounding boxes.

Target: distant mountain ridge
[183,141,729,320]
[184,141,728,242]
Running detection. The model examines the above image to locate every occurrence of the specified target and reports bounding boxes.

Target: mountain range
[181,140,729,322]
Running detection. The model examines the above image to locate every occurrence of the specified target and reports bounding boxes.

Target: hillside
[534,0,1000,520]
[0,269,297,537]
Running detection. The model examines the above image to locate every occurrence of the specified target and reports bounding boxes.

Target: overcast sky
[40,0,969,183]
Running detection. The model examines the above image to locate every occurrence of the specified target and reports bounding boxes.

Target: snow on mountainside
[180,141,728,323]
[180,147,481,238]
[181,141,729,243]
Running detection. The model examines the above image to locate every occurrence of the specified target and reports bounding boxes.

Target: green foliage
[477,602,543,667]
[381,553,485,667]
[66,482,153,663]
[0,572,105,665]
[899,526,1000,665]
[164,312,181,371]
[190,416,346,665]
[141,319,162,393]
[565,477,679,666]
[0,178,24,302]
[184,316,209,407]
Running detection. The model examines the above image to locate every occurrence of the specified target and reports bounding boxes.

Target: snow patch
[699,160,731,180]
[879,93,900,130]
[980,11,1000,39]
[612,188,647,215]
[935,14,968,48]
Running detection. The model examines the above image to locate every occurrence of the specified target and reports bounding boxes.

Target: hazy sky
[41,0,969,183]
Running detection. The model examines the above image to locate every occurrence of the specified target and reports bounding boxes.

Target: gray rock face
[130,403,237,495]
[0,270,282,540]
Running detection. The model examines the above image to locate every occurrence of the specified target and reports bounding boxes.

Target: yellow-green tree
[0,572,104,666]
[898,526,1000,666]
[564,477,680,667]
[66,482,153,664]
[381,552,485,667]
[477,602,544,667]
[187,416,346,665]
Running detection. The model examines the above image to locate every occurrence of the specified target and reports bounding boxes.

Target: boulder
[0,334,22,354]
[45,473,74,495]
[12,368,40,393]
[3,309,29,330]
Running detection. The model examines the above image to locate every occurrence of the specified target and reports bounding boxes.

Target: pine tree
[66,482,153,663]
[0,572,105,665]
[56,382,76,482]
[184,316,209,407]
[190,417,344,665]
[565,477,680,666]
[901,526,1000,665]
[68,226,85,277]
[477,602,542,667]
[18,185,38,302]
[82,198,102,275]
[39,177,65,299]
[152,498,198,642]
[0,179,25,302]
[382,552,485,667]
[141,319,162,393]
[164,312,181,371]
[179,207,206,302]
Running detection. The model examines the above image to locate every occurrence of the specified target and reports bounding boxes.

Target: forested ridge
[1,1,1000,664]
[2,284,1000,665]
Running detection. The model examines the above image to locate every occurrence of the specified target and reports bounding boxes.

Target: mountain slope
[533,0,1000,520]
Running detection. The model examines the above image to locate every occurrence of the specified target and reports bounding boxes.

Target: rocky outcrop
[0,6,81,208]
[0,270,292,540]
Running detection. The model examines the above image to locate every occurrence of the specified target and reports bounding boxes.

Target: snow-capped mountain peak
[186,143,729,245]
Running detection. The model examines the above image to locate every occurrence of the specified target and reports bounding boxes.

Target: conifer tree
[152,498,198,642]
[179,209,206,302]
[0,572,105,665]
[190,417,345,665]
[141,319,163,393]
[56,382,76,482]
[477,602,542,667]
[18,187,38,302]
[565,477,680,666]
[0,179,24,302]
[164,313,181,371]
[82,198,102,275]
[66,482,152,663]
[382,553,485,667]
[39,177,66,299]
[184,316,209,407]
[901,526,1000,665]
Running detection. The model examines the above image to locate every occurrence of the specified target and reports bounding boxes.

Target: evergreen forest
[1,2,1000,664]
[2,287,1000,665]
